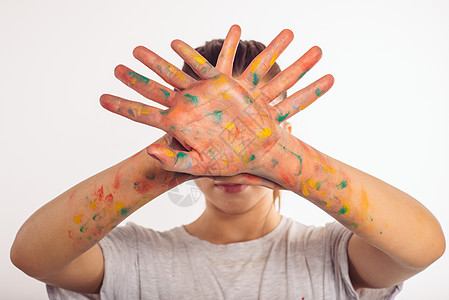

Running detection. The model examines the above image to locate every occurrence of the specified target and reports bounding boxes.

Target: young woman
[11,25,445,299]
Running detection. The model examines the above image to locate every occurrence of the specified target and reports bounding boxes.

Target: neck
[185,193,282,244]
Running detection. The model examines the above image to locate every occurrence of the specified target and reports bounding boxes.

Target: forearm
[11,147,189,278]
[265,133,445,268]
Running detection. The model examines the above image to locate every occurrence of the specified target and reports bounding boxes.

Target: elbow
[10,239,42,279]
[411,223,446,270]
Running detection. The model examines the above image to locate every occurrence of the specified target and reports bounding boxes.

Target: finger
[114,64,177,107]
[146,144,199,174]
[215,25,241,75]
[260,46,323,100]
[100,94,168,131]
[133,45,196,90]
[208,173,285,190]
[171,40,221,79]
[239,29,294,90]
[272,74,334,123]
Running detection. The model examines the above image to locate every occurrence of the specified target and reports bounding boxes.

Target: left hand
[100,25,333,178]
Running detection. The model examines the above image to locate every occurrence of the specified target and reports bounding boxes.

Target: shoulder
[100,222,186,251]
[282,217,351,247]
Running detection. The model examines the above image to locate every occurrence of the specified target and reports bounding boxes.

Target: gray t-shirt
[47,216,402,299]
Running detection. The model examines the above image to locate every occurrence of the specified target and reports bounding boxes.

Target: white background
[1,0,448,299]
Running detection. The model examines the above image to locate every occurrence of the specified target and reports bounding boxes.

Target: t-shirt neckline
[178,216,289,250]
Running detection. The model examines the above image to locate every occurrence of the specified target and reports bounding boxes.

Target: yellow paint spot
[306,178,320,190]
[312,153,335,174]
[192,54,206,65]
[226,122,236,131]
[223,91,231,100]
[252,90,261,99]
[269,51,278,66]
[73,213,82,224]
[257,127,272,139]
[140,107,150,114]
[115,201,125,212]
[89,202,96,210]
[131,78,137,85]
[249,57,261,73]
[301,182,309,196]
[162,148,175,157]
[213,75,228,86]
[168,65,185,82]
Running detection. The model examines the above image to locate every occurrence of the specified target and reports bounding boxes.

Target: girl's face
[194,177,274,215]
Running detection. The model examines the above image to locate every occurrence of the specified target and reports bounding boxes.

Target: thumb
[146,144,197,173]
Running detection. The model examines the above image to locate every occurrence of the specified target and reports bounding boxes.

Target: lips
[214,182,248,193]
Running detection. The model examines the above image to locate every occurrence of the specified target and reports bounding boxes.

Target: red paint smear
[113,173,120,190]
[68,230,74,239]
[105,194,114,206]
[91,227,103,237]
[94,186,104,202]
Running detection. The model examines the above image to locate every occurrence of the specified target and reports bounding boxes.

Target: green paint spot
[117,108,120,112]
[276,111,290,122]
[177,152,187,159]
[336,180,348,189]
[252,73,260,86]
[342,221,359,229]
[159,110,169,115]
[120,208,129,216]
[80,225,85,233]
[184,94,199,106]
[315,88,324,97]
[196,130,199,134]
[244,95,253,104]
[111,225,118,229]
[247,154,255,163]
[338,204,350,215]
[146,174,155,180]
[208,110,223,123]
[93,214,98,221]
[312,181,321,190]
[128,71,150,85]
[127,108,135,117]
[271,158,279,167]
[170,125,176,132]
[380,231,383,235]
[298,71,307,80]
[209,149,216,159]
[159,88,170,101]
[371,217,374,221]
[278,143,303,176]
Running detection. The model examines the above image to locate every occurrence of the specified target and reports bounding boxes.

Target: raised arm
[10,139,193,293]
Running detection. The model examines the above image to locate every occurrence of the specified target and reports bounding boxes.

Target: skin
[10,25,445,294]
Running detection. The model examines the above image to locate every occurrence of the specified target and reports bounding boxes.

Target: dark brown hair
[182,39,283,206]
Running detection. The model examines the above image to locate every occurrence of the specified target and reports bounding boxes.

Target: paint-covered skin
[100,26,389,238]
[101,25,333,179]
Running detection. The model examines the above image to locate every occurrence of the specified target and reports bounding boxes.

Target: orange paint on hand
[73,213,82,224]
[162,148,175,157]
[250,57,261,73]
[257,127,272,139]
[225,122,236,131]
[269,51,278,66]
[301,182,310,196]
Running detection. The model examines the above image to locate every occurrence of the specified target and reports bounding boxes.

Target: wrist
[258,131,305,189]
